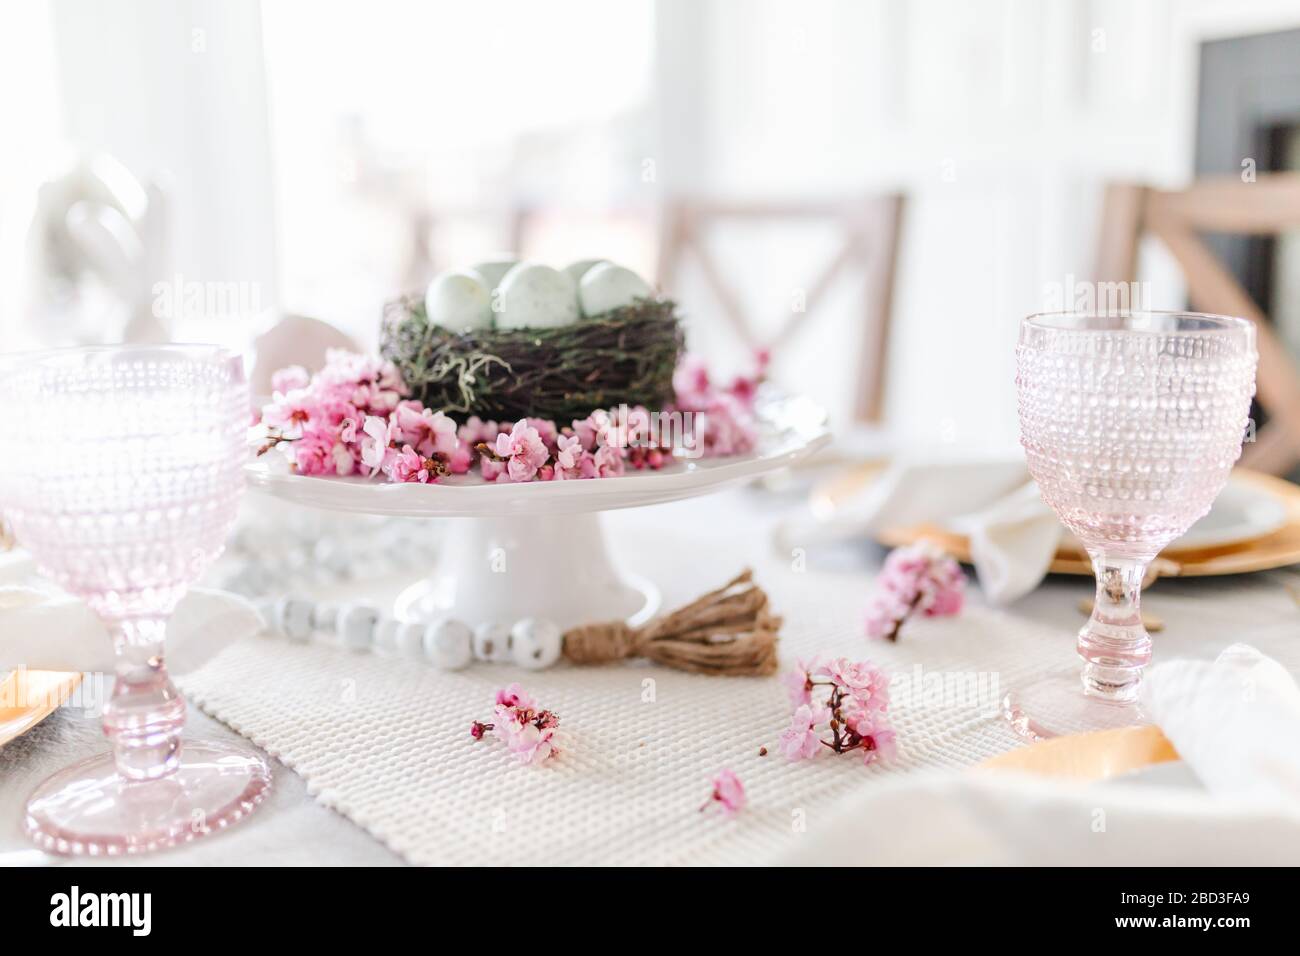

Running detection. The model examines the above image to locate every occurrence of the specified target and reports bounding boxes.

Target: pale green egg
[495,263,579,329]
[468,258,519,293]
[578,262,652,317]
[425,270,493,331]
[563,258,607,287]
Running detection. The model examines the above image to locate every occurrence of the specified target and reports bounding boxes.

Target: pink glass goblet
[0,345,270,854]
[1004,311,1257,740]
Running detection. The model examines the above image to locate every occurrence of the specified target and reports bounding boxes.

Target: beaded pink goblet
[1005,311,1257,740]
[0,345,270,854]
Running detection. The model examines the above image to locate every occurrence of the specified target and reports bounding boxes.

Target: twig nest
[468,258,518,294]
[579,262,651,318]
[494,262,578,330]
[472,621,514,662]
[425,270,493,332]
[423,617,474,670]
[511,618,563,669]
[381,292,683,421]
[563,258,607,286]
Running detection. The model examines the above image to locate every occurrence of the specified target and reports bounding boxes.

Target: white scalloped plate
[244,394,831,517]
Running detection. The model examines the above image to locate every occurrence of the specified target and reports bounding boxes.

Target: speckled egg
[495,263,579,330]
[425,270,493,331]
[469,258,518,293]
[578,262,652,317]
[563,258,607,287]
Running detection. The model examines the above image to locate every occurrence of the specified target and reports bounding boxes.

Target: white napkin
[1141,644,1300,805]
[779,769,1300,865]
[952,481,1061,604]
[0,585,264,675]
[778,456,1060,604]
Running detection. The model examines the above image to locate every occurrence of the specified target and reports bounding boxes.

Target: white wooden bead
[312,601,340,632]
[395,621,426,657]
[277,596,315,642]
[472,622,513,663]
[372,617,400,654]
[423,618,473,670]
[338,603,380,650]
[510,618,563,670]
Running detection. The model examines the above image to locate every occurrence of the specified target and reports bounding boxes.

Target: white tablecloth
[4,486,1299,865]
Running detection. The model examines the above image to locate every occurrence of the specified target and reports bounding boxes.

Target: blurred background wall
[4,0,1300,454]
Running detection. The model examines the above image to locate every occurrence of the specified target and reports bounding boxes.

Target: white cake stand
[244,395,830,629]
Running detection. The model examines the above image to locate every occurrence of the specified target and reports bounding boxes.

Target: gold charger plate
[820,466,1300,577]
[978,725,1179,781]
[0,669,83,747]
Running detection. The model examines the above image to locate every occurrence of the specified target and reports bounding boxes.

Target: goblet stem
[101,615,186,781]
[1078,551,1153,703]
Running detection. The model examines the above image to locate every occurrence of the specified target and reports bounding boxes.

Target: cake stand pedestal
[392,513,659,629]
[245,395,829,629]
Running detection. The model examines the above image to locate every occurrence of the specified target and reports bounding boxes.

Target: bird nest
[379,294,685,423]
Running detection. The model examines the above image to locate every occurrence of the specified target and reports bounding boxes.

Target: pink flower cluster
[462,405,671,483]
[257,351,688,484]
[700,768,746,818]
[260,351,411,478]
[671,350,766,458]
[778,656,897,767]
[863,541,966,642]
[469,684,559,765]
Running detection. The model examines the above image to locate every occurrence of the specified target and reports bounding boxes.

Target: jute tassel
[562,569,781,676]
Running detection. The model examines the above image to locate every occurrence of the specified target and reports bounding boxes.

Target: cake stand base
[393,512,661,630]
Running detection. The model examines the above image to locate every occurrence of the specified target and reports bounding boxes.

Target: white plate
[245,393,831,517]
[1170,477,1287,550]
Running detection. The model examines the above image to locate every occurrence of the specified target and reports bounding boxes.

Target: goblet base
[24,741,271,856]
[1001,668,1148,742]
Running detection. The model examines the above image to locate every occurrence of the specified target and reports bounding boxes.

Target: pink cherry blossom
[775,655,898,768]
[471,684,559,765]
[447,445,472,474]
[821,657,890,711]
[495,683,532,710]
[673,355,712,406]
[864,540,966,641]
[262,387,318,440]
[392,401,457,459]
[494,419,549,482]
[388,444,443,484]
[552,433,589,480]
[779,704,831,761]
[260,350,767,487]
[359,415,397,476]
[859,725,897,767]
[592,444,625,478]
[271,364,310,394]
[781,656,821,708]
[703,768,746,818]
[497,720,557,765]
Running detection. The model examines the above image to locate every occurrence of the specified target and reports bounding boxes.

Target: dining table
[3,477,1297,866]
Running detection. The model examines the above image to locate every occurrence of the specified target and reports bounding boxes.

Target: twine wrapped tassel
[562,569,780,676]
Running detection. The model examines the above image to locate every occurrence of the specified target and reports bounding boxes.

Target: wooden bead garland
[259,569,780,676]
